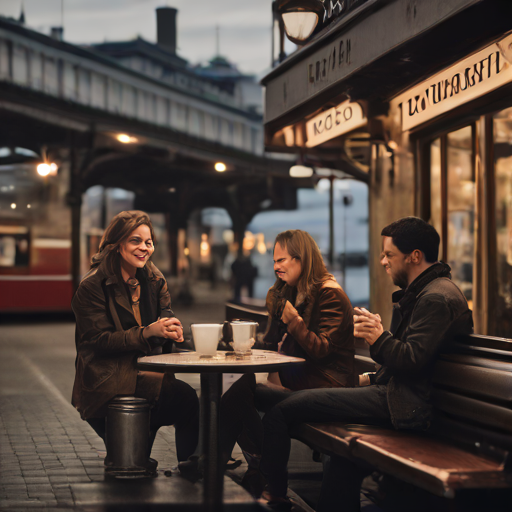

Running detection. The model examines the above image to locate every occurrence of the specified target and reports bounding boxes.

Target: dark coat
[370,262,473,430]
[71,259,173,420]
[264,279,355,389]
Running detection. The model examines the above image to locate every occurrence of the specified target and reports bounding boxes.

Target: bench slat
[457,334,512,353]
[291,423,354,459]
[433,361,512,403]
[432,389,512,434]
[439,353,512,372]
[352,435,509,498]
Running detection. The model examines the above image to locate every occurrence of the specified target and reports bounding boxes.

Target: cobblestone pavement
[0,281,379,512]
[0,281,233,511]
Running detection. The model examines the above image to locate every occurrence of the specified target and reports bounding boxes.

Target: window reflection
[430,138,442,257]
[493,107,512,336]
[447,126,474,307]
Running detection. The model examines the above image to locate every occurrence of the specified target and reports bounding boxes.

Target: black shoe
[178,458,203,483]
[225,458,243,470]
[260,490,292,511]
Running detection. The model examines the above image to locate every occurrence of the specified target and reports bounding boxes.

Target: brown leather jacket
[71,259,173,420]
[264,279,355,390]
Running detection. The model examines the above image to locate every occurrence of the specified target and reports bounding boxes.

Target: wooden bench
[225,302,512,505]
[291,334,512,504]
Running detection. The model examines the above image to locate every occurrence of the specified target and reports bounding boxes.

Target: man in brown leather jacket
[259,217,473,511]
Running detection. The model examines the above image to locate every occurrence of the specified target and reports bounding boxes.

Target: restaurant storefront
[263,0,512,336]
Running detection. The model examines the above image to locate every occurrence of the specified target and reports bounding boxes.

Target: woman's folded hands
[144,317,184,341]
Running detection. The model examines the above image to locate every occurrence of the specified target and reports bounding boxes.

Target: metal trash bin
[105,396,156,478]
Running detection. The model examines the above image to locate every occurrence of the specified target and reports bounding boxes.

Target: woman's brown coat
[264,279,355,389]
[71,260,172,419]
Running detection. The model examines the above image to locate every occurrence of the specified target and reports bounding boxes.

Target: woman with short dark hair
[71,210,199,466]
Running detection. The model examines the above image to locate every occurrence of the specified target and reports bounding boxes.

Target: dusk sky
[0,0,280,75]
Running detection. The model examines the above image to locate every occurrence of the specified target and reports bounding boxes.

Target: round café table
[137,349,305,511]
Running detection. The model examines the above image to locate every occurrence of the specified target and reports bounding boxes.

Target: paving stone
[23,477,51,485]
[0,484,27,492]
[20,470,49,478]
[0,499,46,508]
[0,476,26,485]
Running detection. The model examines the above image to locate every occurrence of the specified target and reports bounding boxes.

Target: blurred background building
[0,4,370,314]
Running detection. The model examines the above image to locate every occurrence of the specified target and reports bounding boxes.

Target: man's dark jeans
[260,385,392,510]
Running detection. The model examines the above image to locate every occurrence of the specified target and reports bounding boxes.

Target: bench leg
[318,455,368,512]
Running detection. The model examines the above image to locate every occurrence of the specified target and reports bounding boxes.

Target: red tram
[0,151,73,313]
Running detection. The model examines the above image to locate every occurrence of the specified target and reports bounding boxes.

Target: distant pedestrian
[231,254,258,301]
[71,210,199,469]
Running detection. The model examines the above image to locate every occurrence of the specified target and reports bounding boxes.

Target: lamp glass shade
[290,165,314,178]
[282,12,318,43]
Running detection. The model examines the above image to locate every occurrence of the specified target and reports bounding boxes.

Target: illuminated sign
[305,100,366,147]
[399,33,512,131]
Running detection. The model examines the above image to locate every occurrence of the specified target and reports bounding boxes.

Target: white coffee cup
[230,321,258,354]
[191,324,222,355]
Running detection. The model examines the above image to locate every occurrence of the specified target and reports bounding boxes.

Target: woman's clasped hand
[144,317,184,341]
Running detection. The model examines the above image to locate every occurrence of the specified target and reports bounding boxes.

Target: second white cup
[191,323,222,355]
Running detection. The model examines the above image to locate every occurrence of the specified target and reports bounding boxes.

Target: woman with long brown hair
[71,210,199,469]
[220,229,354,493]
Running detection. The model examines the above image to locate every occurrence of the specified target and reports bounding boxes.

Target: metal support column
[69,142,81,293]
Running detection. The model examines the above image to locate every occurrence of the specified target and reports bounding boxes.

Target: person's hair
[381,217,440,262]
[91,210,156,273]
[272,229,333,301]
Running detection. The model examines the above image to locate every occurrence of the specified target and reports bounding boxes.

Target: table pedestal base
[200,372,224,511]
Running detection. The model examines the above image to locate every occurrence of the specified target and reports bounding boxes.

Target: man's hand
[353,307,383,346]
[281,300,299,324]
[144,317,184,342]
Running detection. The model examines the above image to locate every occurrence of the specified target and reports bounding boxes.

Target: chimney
[51,27,64,41]
[156,7,177,54]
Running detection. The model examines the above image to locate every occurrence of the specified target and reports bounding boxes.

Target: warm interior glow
[37,163,51,177]
[215,162,227,172]
[257,233,266,254]
[117,134,138,144]
[282,11,318,43]
[243,231,255,252]
[184,247,190,256]
[289,165,314,178]
[200,233,210,258]
[10,203,16,209]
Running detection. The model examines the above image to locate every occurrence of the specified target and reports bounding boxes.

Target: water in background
[247,179,369,307]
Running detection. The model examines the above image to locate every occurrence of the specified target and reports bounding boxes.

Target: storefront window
[430,138,442,256]
[493,107,512,337]
[429,127,475,307]
[446,126,475,307]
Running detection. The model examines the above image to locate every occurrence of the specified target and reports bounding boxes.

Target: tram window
[0,233,29,267]
[447,126,475,307]
[493,107,512,337]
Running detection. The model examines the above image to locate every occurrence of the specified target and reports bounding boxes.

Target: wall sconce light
[117,133,139,144]
[289,164,314,177]
[276,0,325,45]
[215,162,227,172]
[37,162,58,177]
